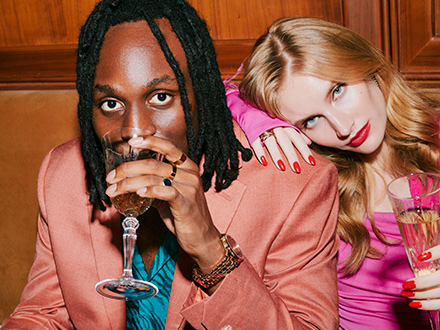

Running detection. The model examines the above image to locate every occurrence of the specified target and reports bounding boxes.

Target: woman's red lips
[349,122,370,147]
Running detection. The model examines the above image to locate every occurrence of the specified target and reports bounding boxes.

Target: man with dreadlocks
[2,0,339,329]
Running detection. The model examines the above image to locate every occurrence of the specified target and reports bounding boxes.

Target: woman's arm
[226,87,314,173]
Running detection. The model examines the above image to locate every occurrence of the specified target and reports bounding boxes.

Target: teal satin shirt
[126,231,179,330]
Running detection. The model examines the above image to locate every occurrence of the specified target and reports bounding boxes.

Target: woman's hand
[401,245,440,310]
[251,127,314,173]
[105,135,225,275]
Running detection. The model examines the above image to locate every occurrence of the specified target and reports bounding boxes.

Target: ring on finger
[169,164,177,180]
[260,129,275,145]
[162,177,173,187]
[170,152,187,166]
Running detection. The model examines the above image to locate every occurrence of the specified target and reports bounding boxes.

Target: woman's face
[278,73,387,155]
[92,20,196,152]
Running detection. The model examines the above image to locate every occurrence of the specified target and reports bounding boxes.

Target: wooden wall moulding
[390,0,440,87]
[0,0,346,89]
[0,45,77,89]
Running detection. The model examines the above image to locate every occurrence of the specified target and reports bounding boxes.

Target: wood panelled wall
[0,0,402,89]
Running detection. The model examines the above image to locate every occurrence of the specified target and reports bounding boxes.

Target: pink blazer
[3,125,340,330]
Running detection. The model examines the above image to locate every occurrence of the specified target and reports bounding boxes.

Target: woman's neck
[359,141,395,212]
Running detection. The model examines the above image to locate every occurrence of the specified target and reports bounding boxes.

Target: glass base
[95,277,159,300]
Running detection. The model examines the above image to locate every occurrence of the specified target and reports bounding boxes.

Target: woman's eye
[150,92,172,106]
[101,99,124,112]
[332,83,345,100]
[303,116,318,129]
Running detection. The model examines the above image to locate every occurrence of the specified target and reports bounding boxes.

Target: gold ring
[169,164,177,180]
[171,152,187,166]
[260,129,275,144]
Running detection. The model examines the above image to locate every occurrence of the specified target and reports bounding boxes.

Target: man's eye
[150,92,172,106]
[101,99,124,111]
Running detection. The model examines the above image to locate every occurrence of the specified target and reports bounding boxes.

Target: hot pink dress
[338,212,430,329]
[226,86,432,329]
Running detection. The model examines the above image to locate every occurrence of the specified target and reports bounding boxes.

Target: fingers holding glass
[129,135,190,169]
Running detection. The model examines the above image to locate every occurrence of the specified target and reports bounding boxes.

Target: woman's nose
[328,114,354,139]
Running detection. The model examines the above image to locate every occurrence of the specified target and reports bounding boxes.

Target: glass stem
[122,216,139,279]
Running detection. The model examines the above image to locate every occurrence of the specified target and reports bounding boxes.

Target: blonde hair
[240,17,440,275]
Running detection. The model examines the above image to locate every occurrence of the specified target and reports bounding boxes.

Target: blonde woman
[228,16,440,329]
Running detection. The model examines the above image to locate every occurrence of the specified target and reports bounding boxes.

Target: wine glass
[387,172,440,330]
[95,127,161,300]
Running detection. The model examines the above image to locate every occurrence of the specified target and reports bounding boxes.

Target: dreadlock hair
[76,0,252,210]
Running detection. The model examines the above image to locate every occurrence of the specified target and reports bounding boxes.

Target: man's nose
[122,104,155,136]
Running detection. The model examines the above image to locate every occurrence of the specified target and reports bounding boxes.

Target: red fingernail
[401,290,415,297]
[277,160,286,171]
[260,156,268,166]
[409,301,422,309]
[403,280,416,289]
[293,162,301,173]
[418,251,432,261]
[308,155,316,166]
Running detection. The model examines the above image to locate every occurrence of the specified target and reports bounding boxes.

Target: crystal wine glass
[387,172,440,330]
[95,127,161,300]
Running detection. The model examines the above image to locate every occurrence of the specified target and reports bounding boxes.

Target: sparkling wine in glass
[95,127,161,300]
[387,172,440,330]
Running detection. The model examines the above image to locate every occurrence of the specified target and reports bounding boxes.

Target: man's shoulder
[40,136,86,182]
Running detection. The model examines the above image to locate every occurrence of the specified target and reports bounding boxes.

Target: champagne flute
[95,127,161,300]
[387,172,440,330]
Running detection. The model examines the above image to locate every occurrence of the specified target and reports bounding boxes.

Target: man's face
[92,19,197,152]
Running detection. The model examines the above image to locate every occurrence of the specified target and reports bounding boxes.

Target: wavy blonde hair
[240,17,440,275]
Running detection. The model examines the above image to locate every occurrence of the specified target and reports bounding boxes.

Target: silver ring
[162,177,173,187]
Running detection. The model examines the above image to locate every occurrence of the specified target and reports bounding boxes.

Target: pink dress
[227,86,431,329]
[338,213,430,329]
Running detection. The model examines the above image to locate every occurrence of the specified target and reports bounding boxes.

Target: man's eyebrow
[94,84,114,93]
[93,75,176,93]
[145,75,176,87]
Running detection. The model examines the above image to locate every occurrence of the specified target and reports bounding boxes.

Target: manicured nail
[277,159,286,171]
[106,170,116,182]
[293,162,301,173]
[401,290,415,297]
[106,184,117,195]
[418,251,432,261]
[260,156,268,166]
[409,301,422,309]
[403,280,416,289]
[308,155,316,166]
[129,136,143,145]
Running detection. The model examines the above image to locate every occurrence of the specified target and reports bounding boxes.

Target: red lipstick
[348,122,370,147]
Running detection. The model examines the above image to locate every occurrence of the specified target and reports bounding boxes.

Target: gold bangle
[192,254,242,289]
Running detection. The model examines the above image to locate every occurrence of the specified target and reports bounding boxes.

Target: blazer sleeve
[226,87,298,144]
[180,162,340,330]
[1,149,74,330]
